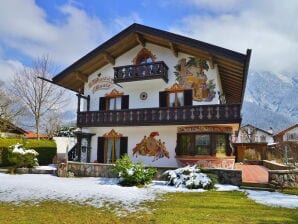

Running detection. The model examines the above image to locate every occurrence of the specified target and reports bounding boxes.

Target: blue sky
[0,0,297,83]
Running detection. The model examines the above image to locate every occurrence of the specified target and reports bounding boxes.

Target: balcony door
[97,129,127,164]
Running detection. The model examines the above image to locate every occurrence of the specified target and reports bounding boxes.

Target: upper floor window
[99,89,129,111]
[260,135,266,142]
[168,91,184,107]
[159,83,192,107]
[108,97,122,110]
[133,48,156,65]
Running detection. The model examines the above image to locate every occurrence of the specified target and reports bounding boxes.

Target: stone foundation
[58,161,117,178]
[204,168,242,186]
[268,169,298,189]
[58,162,242,186]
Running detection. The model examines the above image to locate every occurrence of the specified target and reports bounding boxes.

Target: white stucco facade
[283,127,298,142]
[75,42,240,169]
[237,125,274,144]
[84,43,222,112]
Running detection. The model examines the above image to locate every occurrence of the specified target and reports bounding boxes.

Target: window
[105,138,120,164]
[133,48,156,65]
[195,134,210,155]
[99,89,129,111]
[176,133,229,156]
[216,135,226,157]
[159,83,192,108]
[179,135,191,155]
[260,135,266,142]
[138,55,153,64]
[97,129,128,164]
[108,96,122,110]
[168,91,184,107]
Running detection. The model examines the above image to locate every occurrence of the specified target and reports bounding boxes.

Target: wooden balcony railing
[113,61,168,83]
[77,104,241,127]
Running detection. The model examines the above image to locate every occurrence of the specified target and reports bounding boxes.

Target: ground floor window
[176,133,230,157]
[97,129,127,164]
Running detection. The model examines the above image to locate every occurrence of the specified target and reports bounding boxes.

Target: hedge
[0,139,57,166]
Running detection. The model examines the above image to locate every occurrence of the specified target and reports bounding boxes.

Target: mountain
[241,71,298,132]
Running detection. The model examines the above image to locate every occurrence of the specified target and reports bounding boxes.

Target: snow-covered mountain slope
[241,71,298,132]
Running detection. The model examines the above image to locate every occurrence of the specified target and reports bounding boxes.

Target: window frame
[176,133,229,156]
[107,96,122,111]
[167,90,184,107]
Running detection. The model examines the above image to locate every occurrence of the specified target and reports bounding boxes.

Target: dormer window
[159,83,192,108]
[133,48,156,65]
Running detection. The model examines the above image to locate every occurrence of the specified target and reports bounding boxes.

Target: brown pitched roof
[274,124,298,138]
[25,131,48,139]
[52,23,251,104]
[0,118,27,134]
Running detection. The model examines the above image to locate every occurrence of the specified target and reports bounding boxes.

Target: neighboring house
[25,131,49,139]
[51,23,251,169]
[0,119,27,138]
[237,124,274,144]
[274,124,298,143]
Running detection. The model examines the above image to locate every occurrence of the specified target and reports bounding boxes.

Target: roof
[241,124,273,136]
[25,131,48,139]
[0,118,27,134]
[52,23,251,104]
[274,124,298,138]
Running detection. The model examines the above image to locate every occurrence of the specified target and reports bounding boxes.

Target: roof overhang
[52,23,251,104]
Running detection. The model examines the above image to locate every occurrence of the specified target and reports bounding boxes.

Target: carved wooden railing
[77,104,241,127]
[114,61,168,83]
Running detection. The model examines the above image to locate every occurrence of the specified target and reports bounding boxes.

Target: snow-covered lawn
[0,173,297,212]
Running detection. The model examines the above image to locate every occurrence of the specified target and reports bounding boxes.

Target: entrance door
[80,138,88,162]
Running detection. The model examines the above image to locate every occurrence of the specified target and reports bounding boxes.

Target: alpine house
[52,23,251,169]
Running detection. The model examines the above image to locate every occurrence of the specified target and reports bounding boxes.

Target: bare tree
[10,56,68,139]
[0,82,25,131]
[42,110,63,139]
[240,126,257,143]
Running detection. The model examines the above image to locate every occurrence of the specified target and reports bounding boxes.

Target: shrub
[113,154,157,186]
[0,139,56,166]
[8,144,39,169]
[163,165,216,190]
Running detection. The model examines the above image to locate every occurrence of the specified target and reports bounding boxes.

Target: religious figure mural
[174,57,216,101]
[132,132,170,161]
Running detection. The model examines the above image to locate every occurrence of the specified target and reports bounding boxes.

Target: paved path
[235,164,269,183]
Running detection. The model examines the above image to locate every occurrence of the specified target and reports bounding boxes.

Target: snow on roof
[1,174,298,211]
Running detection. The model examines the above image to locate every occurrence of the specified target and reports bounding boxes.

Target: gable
[52,23,251,104]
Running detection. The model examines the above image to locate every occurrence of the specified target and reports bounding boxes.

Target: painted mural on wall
[132,132,170,161]
[174,57,216,102]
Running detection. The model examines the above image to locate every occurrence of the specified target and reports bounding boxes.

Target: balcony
[77,104,241,127]
[113,61,168,83]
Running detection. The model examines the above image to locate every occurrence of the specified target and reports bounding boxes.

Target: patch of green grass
[0,191,297,224]
[280,188,298,196]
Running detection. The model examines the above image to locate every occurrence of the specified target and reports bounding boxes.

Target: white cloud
[0,0,109,66]
[184,0,245,12]
[170,0,298,73]
[113,12,143,30]
[0,58,24,82]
